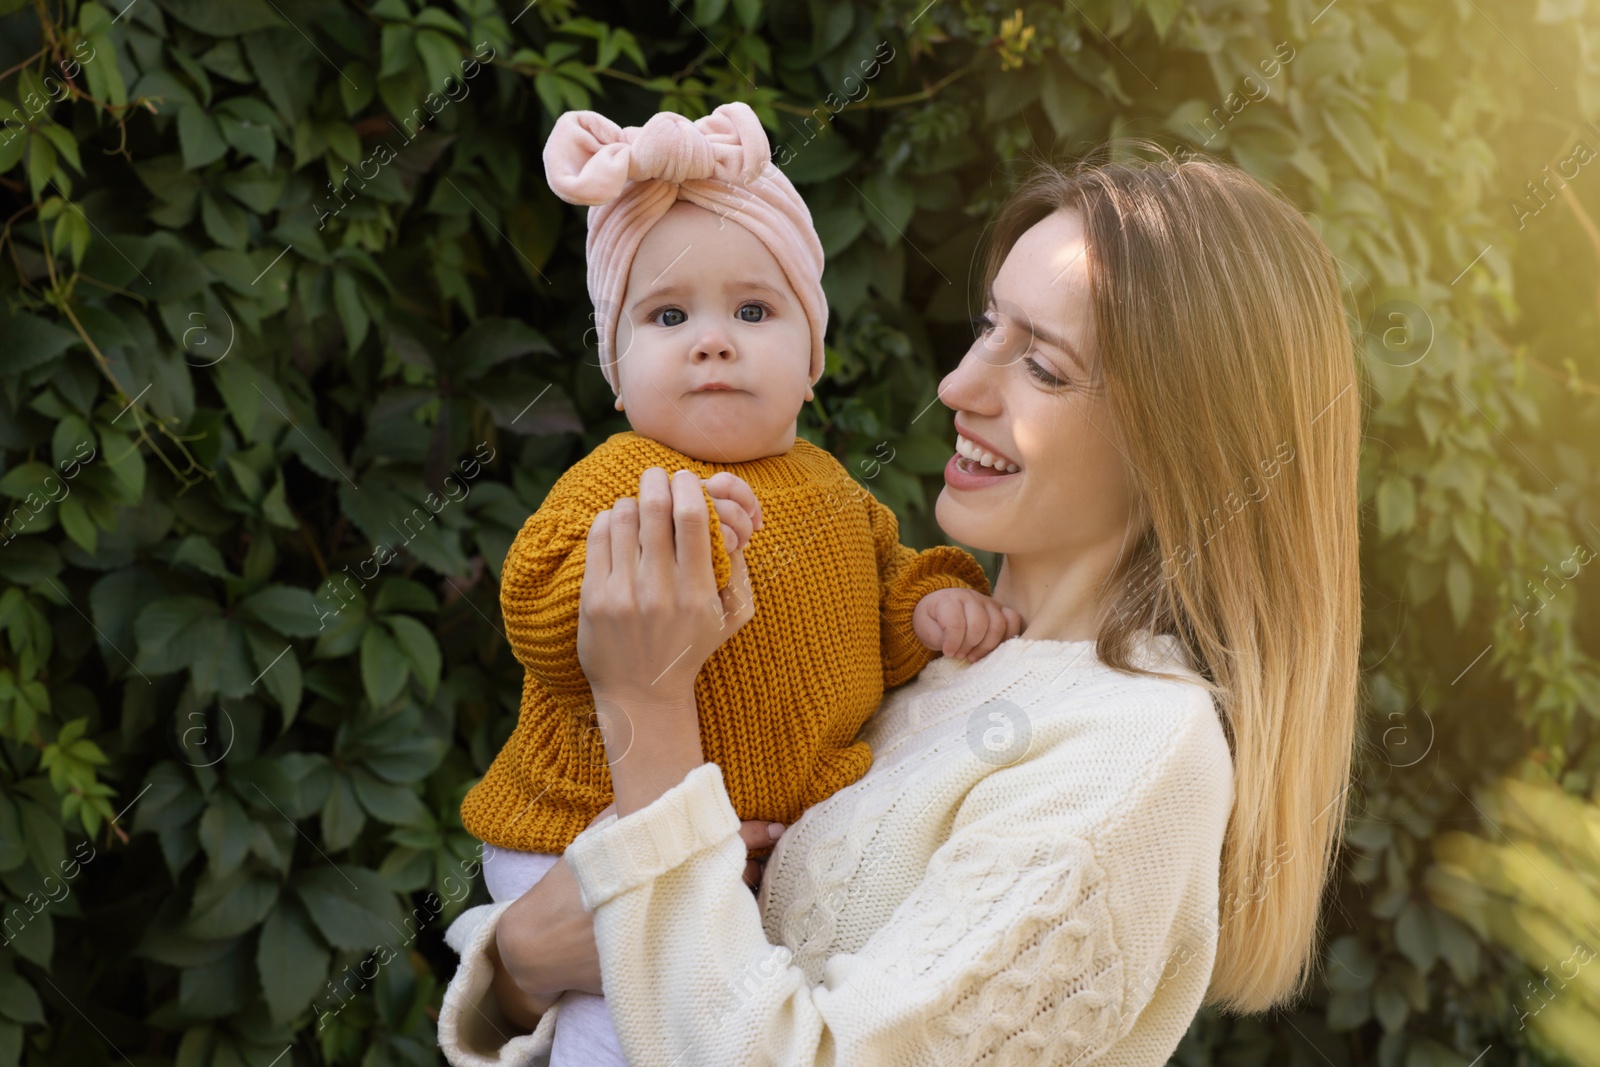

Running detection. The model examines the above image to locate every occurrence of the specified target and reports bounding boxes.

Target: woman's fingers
[584,510,613,586]
[669,469,713,577]
[743,858,765,889]
[737,819,785,887]
[610,496,639,580]
[635,467,675,568]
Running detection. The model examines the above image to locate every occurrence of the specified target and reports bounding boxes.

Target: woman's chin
[934,491,1002,553]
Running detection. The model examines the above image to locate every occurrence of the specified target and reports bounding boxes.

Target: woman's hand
[487,808,787,1031]
[577,466,756,816]
[577,467,756,702]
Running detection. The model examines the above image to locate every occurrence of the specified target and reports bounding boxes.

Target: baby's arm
[912,586,1023,662]
[499,503,596,693]
[863,488,994,687]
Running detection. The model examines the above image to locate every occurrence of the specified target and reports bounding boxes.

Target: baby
[458,102,1021,1064]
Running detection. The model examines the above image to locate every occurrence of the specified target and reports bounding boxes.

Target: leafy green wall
[0,0,1597,1064]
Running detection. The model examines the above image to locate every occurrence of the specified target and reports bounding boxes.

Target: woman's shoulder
[948,636,1234,831]
[1060,641,1231,781]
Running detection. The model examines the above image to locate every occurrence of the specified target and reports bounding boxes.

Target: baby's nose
[692,341,735,360]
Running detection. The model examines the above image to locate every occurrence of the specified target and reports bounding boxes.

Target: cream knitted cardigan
[438,632,1235,1067]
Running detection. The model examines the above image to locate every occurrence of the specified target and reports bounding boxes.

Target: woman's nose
[939,347,996,413]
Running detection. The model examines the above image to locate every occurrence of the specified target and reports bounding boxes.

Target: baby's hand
[912,588,1024,663]
[698,470,763,551]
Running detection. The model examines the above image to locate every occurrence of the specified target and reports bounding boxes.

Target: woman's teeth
[955,433,1020,473]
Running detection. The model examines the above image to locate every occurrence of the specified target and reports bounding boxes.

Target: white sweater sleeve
[559,711,1231,1067]
[436,900,559,1066]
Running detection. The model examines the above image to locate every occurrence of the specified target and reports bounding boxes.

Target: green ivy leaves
[0,0,1593,1064]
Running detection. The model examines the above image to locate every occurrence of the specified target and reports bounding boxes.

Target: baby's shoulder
[541,433,694,509]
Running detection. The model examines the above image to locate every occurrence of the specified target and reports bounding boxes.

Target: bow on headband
[543,102,771,205]
[540,101,829,396]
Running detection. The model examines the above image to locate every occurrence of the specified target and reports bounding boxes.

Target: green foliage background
[0,0,1597,1063]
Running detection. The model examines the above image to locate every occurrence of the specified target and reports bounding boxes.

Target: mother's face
[935,208,1142,560]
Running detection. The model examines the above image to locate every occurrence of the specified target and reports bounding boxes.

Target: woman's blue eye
[657,308,685,326]
[739,302,768,322]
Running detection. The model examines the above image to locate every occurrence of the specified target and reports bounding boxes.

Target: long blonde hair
[976,143,1362,1012]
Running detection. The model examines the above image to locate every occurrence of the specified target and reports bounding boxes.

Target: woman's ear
[614,390,625,411]
[804,383,815,401]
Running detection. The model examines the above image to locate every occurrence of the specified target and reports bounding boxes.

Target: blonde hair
[976,143,1362,1012]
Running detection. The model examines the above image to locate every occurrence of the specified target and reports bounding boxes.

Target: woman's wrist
[487,923,555,1031]
[591,686,705,817]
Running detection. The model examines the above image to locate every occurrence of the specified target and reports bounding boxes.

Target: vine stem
[533,58,980,119]
[37,218,213,487]
[0,48,45,83]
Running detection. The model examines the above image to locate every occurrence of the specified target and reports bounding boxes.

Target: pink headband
[542,102,828,394]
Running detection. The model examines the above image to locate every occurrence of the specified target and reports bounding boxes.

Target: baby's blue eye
[658,308,685,326]
[738,303,767,322]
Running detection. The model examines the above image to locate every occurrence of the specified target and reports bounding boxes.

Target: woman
[437,145,1361,1066]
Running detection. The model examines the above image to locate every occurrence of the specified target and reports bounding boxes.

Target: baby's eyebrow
[630,279,789,312]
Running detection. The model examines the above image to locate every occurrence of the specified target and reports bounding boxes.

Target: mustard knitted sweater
[459,431,990,855]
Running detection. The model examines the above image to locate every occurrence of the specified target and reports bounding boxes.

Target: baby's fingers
[965,600,1011,662]
[709,495,754,550]
[1002,605,1025,638]
[937,603,968,657]
[953,594,990,660]
[702,471,763,530]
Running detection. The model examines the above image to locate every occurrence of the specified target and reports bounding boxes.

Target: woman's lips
[944,451,1021,490]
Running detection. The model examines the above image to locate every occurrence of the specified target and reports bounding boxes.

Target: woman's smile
[944,423,1023,489]
[943,450,1023,489]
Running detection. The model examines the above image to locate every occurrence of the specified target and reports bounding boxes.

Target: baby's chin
[629,402,799,464]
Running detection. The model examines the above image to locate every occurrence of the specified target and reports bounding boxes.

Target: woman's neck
[991,539,1130,643]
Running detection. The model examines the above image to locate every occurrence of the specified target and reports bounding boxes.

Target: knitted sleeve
[498,503,593,695]
[545,715,1230,1067]
[864,488,992,688]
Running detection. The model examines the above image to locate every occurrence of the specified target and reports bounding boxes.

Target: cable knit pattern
[440,632,1235,1067]
[459,430,990,856]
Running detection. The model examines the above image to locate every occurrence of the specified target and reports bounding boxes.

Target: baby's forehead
[628,206,797,299]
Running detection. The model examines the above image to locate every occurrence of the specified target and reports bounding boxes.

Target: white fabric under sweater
[438,632,1236,1067]
[478,845,627,1067]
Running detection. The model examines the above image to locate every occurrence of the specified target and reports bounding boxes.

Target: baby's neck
[629,423,801,464]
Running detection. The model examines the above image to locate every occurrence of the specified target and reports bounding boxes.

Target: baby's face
[612,200,813,462]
